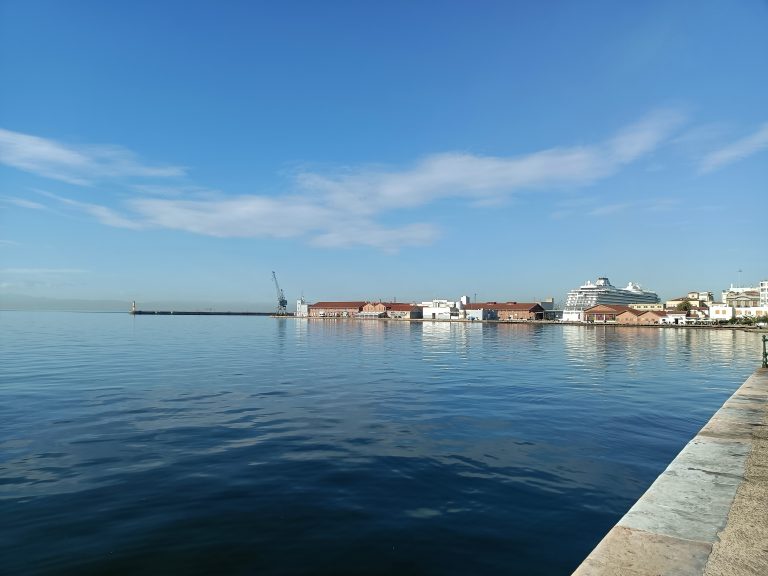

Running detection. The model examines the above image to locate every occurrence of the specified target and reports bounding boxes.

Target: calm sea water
[0,312,762,575]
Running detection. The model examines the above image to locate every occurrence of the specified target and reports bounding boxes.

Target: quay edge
[130,310,276,316]
[288,315,765,332]
[572,367,768,576]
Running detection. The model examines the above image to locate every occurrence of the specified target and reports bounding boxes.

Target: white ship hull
[562,277,659,322]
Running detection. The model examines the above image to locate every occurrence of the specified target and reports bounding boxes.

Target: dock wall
[572,367,768,575]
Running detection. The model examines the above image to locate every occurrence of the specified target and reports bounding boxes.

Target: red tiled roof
[386,303,419,311]
[468,302,543,311]
[615,308,643,316]
[309,301,366,309]
[583,304,637,314]
[640,310,667,317]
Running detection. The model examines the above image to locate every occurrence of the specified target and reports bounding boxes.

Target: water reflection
[561,325,763,373]
[0,313,763,576]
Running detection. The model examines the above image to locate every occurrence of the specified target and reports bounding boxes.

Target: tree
[676,299,692,312]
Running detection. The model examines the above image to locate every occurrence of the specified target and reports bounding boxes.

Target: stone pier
[573,368,768,576]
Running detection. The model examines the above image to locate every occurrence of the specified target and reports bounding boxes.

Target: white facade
[296,298,309,317]
[735,306,768,319]
[708,304,734,321]
[630,302,665,311]
[760,280,768,306]
[721,284,759,303]
[659,312,688,325]
[563,309,584,322]
[687,291,714,302]
[688,308,709,320]
[709,302,768,321]
[420,299,458,320]
[466,308,497,321]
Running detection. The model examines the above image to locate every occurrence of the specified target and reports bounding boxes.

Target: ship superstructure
[562,277,659,322]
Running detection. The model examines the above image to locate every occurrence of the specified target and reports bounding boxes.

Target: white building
[735,306,768,319]
[465,306,498,321]
[721,284,761,306]
[659,311,689,325]
[708,303,768,321]
[761,280,768,306]
[420,299,458,320]
[420,296,471,320]
[708,304,734,321]
[688,291,714,303]
[296,297,309,317]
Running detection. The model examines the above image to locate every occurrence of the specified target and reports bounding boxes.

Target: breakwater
[130,310,276,316]
[573,367,768,575]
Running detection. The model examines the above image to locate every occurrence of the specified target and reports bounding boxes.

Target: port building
[665,291,714,309]
[305,301,422,319]
[628,302,664,311]
[462,304,498,321]
[583,305,639,323]
[360,302,423,319]
[485,302,546,321]
[308,301,366,317]
[420,299,462,320]
[615,309,644,324]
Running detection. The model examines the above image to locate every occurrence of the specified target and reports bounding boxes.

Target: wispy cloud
[131,184,214,197]
[310,222,439,251]
[126,196,439,250]
[606,109,685,163]
[129,195,329,238]
[588,203,631,217]
[0,196,47,210]
[0,128,186,185]
[296,109,685,216]
[699,123,768,173]
[44,192,144,230]
[551,196,682,220]
[4,109,685,250]
[646,198,681,212]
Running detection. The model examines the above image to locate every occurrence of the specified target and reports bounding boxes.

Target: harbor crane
[272,271,288,315]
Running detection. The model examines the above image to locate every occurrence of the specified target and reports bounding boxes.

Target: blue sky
[1,1,767,309]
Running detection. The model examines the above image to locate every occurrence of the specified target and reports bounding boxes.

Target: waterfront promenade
[573,367,768,575]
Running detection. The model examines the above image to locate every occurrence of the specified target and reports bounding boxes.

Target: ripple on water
[0,313,762,575]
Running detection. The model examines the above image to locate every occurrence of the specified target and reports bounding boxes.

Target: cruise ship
[562,277,660,322]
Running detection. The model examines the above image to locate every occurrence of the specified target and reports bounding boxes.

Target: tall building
[722,284,760,307]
